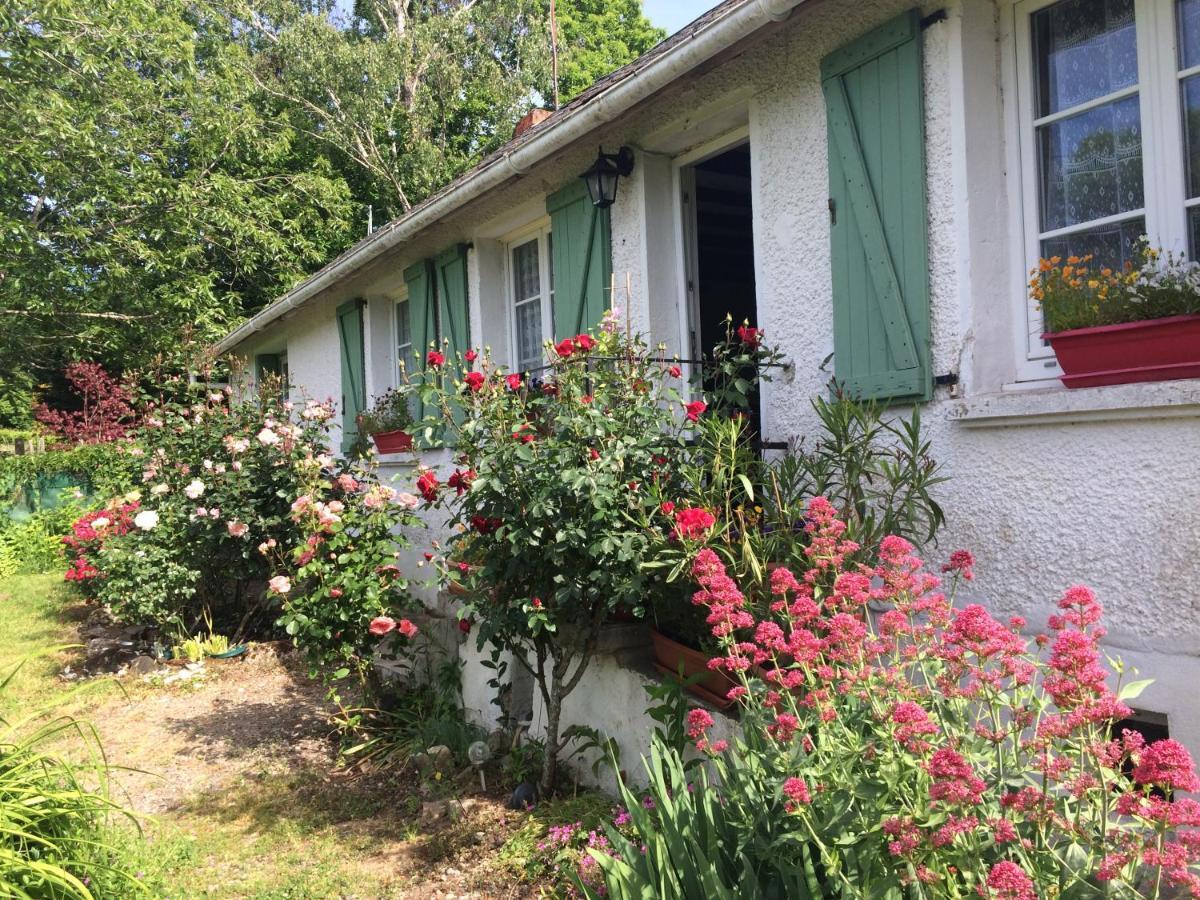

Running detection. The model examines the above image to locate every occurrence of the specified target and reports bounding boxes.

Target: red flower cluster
[554,333,596,358]
[62,503,138,590]
[427,350,445,367]
[464,371,485,392]
[416,470,440,503]
[672,505,715,540]
[736,324,763,348]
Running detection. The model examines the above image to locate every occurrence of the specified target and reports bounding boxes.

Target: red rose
[554,338,575,357]
[684,400,707,422]
[588,448,600,460]
[575,333,596,351]
[531,598,542,609]
[464,371,485,392]
[672,506,716,540]
[458,617,473,634]
[423,552,434,561]
[416,470,440,502]
[736,325,763,348]
[668,365,681,378]
[448,468,475,495]
[398,618,419,639]
[427,350,445,367]
[369,616,397,636]
[464,349,478,362]
[661,501,676,515]
[506,373,523,391]
[580,395,593,405]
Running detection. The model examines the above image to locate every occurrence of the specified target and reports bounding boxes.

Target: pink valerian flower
[941,549,976,580]
[782,777,811,812]
[686,708,714,740]
[890,701,939,753]
[672,506,715,540]
[1043,628,1109,710]
[1133,739,1200,794]
[882,816,922,858]
[926,748,986,806]
[977,861,1036,900]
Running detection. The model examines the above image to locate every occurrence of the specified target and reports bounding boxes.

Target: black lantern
[580,146,635,209]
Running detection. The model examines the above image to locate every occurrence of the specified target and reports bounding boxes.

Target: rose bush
[586,500,1200,898]
[413,313,692,793]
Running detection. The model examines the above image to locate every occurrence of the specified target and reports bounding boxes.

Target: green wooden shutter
[435,244,470,359]
[403,260,437,368]
[336,299,366,453]
[822,9,930,402]
[547,180,611,339]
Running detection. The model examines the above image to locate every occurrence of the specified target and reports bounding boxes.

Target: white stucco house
[218,0,1200,778]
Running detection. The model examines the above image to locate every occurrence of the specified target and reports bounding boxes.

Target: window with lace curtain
[1014,0,1199,375]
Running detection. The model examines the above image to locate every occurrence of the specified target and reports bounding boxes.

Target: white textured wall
[231,0,1200,760]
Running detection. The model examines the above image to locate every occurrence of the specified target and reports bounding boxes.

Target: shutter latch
[827,198,836,226]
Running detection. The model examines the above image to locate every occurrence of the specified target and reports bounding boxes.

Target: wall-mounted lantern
[580,146,635,209]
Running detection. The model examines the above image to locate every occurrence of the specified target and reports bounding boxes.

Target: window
[395,297,412,375]
[1014,0,1195,374]
[508,227,554,373]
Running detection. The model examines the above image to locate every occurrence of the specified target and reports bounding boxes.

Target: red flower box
[370,429,413,454]
[1043,314,1200,389]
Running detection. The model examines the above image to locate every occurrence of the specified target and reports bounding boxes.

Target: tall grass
[0,657,144,898]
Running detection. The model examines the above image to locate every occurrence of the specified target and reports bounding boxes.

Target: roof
[216,0,804,353]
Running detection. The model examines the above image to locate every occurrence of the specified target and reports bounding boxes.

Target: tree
[551,0,664,104]
[0,0,357,377]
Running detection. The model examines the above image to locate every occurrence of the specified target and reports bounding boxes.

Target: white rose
[184,479,205,499]
[91,517,111,529]
[150,483,169,495]
[256,427,280,446]
[133,510,159,531]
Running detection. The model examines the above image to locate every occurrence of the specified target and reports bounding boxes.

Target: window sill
[952,379,1200,429]
[374,452,420,467]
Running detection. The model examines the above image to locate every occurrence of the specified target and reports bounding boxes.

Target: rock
[419,799,464,825]
[127,655,159,675]
[426,744,454,772]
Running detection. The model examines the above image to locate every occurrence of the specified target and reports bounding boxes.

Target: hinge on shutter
[934,372,958,386]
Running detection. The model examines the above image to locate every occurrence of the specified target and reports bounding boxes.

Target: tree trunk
[539,663,563,796]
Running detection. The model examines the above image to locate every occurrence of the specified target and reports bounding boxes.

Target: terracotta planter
[370,429,414,454]
[649,628,737,710]
[1043,314,1200,389]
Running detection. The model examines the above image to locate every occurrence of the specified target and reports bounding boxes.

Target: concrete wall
[231,0,1200,772]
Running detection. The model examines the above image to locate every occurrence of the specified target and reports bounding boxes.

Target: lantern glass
[580,148,633,209]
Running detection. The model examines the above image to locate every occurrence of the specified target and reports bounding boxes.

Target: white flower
[91,517,111,530]
[302,402,332,421]
[133,510,159,531]
[203,459,213,470]
[256,427,280,446]
[268,575,291,595]
[184,479,205,499]
[150,483,170,496]
[231,461,243,472]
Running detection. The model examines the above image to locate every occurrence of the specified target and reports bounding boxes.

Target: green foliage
[0,660,146,899]
[338,658,484,769]
[551,0,665,103]
[578,738,824,899]
[356,387,415,437]
[0,0,357,377]
[0,503,84,576]
[0,444,132,514]
[0,371,35,429]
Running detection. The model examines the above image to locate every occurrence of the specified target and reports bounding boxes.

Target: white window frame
[393,290,411,389]
[503,220,554,373]
[1008,0,1191,382]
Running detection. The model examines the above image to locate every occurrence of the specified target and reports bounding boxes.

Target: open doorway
[681,141,760,423]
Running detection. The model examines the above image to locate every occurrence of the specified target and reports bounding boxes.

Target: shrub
[34,362,135,445]
[0,501,89,577]
[272,460,423,683]
[415,314,691,793]
[586,502,1200,897]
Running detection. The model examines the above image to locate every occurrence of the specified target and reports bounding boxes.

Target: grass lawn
[0,572,581,898]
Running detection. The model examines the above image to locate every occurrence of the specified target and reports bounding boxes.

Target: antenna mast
[549,0,561,110]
